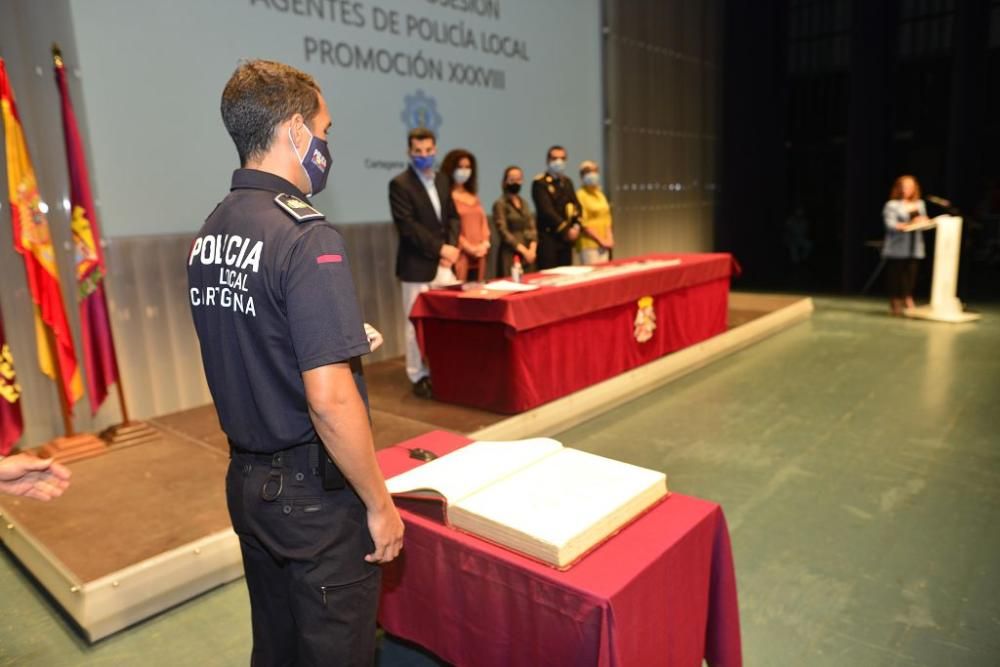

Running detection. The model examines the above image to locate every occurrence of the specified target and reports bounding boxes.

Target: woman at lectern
[882,174,929,316]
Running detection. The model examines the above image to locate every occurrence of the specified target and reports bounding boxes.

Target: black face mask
[505,183,522,195]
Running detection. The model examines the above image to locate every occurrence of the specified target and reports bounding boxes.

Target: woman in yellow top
[575,160,614,264]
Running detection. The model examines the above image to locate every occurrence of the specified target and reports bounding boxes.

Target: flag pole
[44,324,75,437]
[53,43,132,427]
[37,320,107,462]
[99,287,131,424]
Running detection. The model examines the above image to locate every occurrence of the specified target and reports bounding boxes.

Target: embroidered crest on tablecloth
[633,296,656,343]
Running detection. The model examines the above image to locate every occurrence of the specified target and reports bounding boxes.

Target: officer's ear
[288,113,306,144]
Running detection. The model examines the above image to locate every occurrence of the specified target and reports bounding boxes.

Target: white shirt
[412,164,441,222]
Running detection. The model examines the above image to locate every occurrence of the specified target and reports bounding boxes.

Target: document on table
[539,266,595,276]
[530,259,683,287]
[484,280,540,292]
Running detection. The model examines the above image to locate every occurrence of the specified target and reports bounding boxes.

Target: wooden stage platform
[0,292,811,641]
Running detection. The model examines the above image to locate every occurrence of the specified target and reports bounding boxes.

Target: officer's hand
[566,226,581,242]
[440,244,460,265]
[0,454,71,501]
[365,505,404,564]
[363,323,383,352]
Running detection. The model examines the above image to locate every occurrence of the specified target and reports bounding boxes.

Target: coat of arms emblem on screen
[400,90,443,134]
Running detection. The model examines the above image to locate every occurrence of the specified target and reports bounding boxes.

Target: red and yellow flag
[1,58,84,411]
[0,308,23,455]
[54,50,120,415]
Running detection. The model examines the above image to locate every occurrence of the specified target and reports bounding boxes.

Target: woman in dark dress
[493,166,538,277]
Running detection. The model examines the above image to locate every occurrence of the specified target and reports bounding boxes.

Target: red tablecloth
[377,431,743,667]
[411,253,737,413]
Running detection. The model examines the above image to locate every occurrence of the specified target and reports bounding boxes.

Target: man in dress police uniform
[531,145,582,269]
[188,60,403,666]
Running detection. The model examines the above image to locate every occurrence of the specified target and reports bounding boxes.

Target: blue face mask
[452,167,472,185]
[582,172,601,187]
[290,125,331,196]
[548,158,566,175]
[411,154,436,172]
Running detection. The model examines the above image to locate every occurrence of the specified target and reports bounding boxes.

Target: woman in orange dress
[442,148,491,281]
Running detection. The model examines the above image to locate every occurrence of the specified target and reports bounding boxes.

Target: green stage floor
[2,296,997,666]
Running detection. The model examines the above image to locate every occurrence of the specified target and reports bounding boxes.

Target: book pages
[386,438,564,504]
[449,448,667,567]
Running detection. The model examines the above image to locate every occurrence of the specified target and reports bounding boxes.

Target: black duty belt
[229,441,346,498]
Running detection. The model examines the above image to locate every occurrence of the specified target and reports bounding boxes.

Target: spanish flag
[54,49,120,415]
[1,58,84,412]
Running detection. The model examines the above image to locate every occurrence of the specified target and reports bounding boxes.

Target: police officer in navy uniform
[188,60,403,667]
[531,145,582,269]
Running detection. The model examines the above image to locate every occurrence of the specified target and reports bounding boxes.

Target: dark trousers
[885,258,920,298]
[228,445,381,667]
[536,234,573,269]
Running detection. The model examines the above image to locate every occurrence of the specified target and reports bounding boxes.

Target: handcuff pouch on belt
[260,444,346,501]
[310,443,346,491]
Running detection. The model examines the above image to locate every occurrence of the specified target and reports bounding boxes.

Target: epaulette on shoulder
[274,193,325,223]
[533,173,549,181]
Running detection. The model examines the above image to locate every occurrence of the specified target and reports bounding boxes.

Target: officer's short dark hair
[408,127,436,150]
[221,60,322,166]
[547,145,566,160]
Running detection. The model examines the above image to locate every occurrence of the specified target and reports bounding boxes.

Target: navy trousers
[228,445,381,667]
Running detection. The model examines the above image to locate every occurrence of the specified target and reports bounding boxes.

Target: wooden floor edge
[80,530,244,642]
[0,516,243,643]
[470,297,814,441]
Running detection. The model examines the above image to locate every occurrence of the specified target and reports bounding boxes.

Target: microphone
[926,195,952,208]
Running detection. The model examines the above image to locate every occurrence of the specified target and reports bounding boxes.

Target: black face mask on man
[290,124,331,196]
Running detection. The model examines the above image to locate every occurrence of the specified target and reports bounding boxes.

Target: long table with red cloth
[410,253,737,413]
[377,431,742,667]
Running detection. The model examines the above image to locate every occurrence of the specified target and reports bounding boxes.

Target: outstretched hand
[0,453,71,501]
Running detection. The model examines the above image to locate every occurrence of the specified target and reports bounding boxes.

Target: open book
[386,439,668,569]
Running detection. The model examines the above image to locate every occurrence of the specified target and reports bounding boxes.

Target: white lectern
[904,215,980,323]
